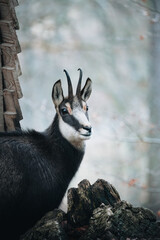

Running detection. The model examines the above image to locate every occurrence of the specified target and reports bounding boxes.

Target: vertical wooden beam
[0,50,4,131]
[0,0,23,131]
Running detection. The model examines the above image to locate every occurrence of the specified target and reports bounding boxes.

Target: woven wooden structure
[0,0,23,132]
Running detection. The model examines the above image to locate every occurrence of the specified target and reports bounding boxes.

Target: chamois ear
[81,78,92,102]
[52,80,64,107]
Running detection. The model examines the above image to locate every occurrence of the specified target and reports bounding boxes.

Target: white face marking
[58,97,92,150]
[59,117,86,150]
[72,97,91,128]
[72,107,91,128]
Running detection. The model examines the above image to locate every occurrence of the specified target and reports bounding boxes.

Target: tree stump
[21,179,160,240]
[67,179,121,227]
[20,209,67,240]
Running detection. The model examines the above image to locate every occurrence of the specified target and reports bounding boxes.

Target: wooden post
[0,50,4,131]
[0,0,23,131]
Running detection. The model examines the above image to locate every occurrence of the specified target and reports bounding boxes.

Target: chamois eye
[86,106,89,111]
[61,108,68,115]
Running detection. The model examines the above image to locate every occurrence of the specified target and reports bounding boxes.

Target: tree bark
[20,179,160,240]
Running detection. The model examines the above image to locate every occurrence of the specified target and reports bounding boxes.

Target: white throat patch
[59,117,85,150]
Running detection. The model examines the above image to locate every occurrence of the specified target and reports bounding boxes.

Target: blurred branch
[105,118,160,144]
[111,174,160,193]
[20,41,105,53]
[132,0,160,15]
[119,117,160,144]
[107,136,160,144]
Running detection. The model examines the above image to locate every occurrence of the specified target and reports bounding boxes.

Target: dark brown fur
[0,115,84,239]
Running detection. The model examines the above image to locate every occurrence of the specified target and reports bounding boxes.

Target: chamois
[0,69,92,239]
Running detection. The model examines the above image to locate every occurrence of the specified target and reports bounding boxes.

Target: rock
[20,209,67,240]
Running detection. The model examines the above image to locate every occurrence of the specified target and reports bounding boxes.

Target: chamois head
[52,69,92,149]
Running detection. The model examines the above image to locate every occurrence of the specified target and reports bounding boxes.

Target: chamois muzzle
[80,125,92,138]
[83,126,92,134]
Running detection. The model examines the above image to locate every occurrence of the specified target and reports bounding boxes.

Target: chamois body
[0,69,92,239]
[0,115,83,238]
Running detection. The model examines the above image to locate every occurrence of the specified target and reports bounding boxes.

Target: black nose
[83,126,92,133]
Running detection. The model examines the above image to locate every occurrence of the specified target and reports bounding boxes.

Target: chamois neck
[45,114,60,140]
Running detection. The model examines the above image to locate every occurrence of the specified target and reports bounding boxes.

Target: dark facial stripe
[61,114,82,131]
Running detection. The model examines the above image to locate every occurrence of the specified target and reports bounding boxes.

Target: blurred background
[16,0,160,216]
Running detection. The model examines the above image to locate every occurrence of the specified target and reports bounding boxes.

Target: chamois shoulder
[0,129,43,139]
[0,129,48,148]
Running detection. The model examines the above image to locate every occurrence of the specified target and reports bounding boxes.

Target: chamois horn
[64,69,73,98]
[76,68,83,97]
